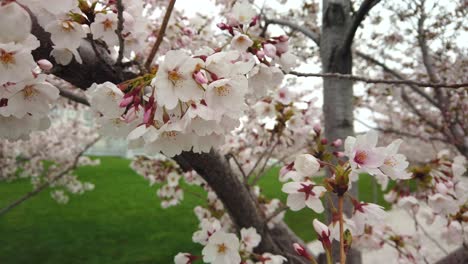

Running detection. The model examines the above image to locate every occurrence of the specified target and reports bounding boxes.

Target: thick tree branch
[264,18,320,45]
[435,246,468,264]
[287,70,468,89]
[342,0,381,51]
[144,0,176,70]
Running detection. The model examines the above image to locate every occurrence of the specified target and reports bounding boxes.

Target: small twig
[247,139,279,181]
[58,87,90,106]
[225,153,247,181]
[144,0,177,70]
[407,211,449,255]
[288,70,468,89]
[0,137,100,217]
[115,0,125,65]
[264,204,288,224]
[338,196,346,264]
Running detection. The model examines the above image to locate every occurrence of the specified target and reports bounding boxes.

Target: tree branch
[356,51,441,107]
[144,0,177,70]
[0,137,100,217]
[264,18,320,45]
[342,0,381,51]
[287,70,468,89]
[115,0,125,65]
[58,87,90,106]
[355,118,448,143]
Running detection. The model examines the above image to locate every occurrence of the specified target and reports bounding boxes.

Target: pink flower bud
[263,43,277,58]
[143,107,152,124]
[37,59,53,70]
[321,138,328,145]
[274,41,289,54]
[119,96,134,108]
[313,219,331,249]
[293,243,312,260]
[333,151,345,158]
[249,15,259,27]
[435,182,448,194]
[276,35,289,42]
[332,139,342,147]
[193,71,208,85]
[280,162,294,178]
[124,108,137,123]
[256,50,265,59]
[313,124,322,134]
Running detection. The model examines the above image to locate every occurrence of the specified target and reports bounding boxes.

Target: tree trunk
[320,0,361,263]
[436,246,468,264]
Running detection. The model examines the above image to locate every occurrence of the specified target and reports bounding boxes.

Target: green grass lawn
[0,156,387,264]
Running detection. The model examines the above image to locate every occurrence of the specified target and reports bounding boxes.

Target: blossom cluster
[131,156,205,208]
[86,1,298,157]
[0,2,60,140]
[177,223,287,264]
[0,108,99,203]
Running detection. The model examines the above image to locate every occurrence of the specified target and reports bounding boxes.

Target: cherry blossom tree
[0,0,466,264]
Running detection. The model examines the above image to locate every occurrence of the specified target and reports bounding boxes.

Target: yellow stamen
[23,85,37,99]
[215,86,230,96]
[217,243,227,253]
[102,19,113,30]
[0,50,15,65]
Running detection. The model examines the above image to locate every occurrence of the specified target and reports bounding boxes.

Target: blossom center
[102,19,114,30]
[354,150,368,165]
[298,183,315,200]
[0,50,15,65]
[217,243,227,254]
[168,70,182,82]
[384,157,396,167]
[23,85,37,99]
[61,21,75,32]
[162,131,178,139]
[215,85,230,96]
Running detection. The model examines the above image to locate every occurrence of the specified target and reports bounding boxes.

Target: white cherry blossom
[86,82,124,118]
[0,2,32,43]
[231,34,253,51]
[281,180,326,212]
[91,12,119,46]
[0,42,37,84]
[152,50,203,109]
[45,19,86,50]
[240,227,261,252]
[202,231,241,264]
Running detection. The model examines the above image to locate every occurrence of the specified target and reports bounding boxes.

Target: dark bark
[436,246,468,264]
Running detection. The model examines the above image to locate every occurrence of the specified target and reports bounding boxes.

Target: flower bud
[256,50,265,59]
[37,59,53,71]
[263,43,277,58]
[193,71,208,85]
[293,243,312,260]
[313,219,331,249]
[332,139,342,147]
[119,96,134,108]
[313,124,321,135]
